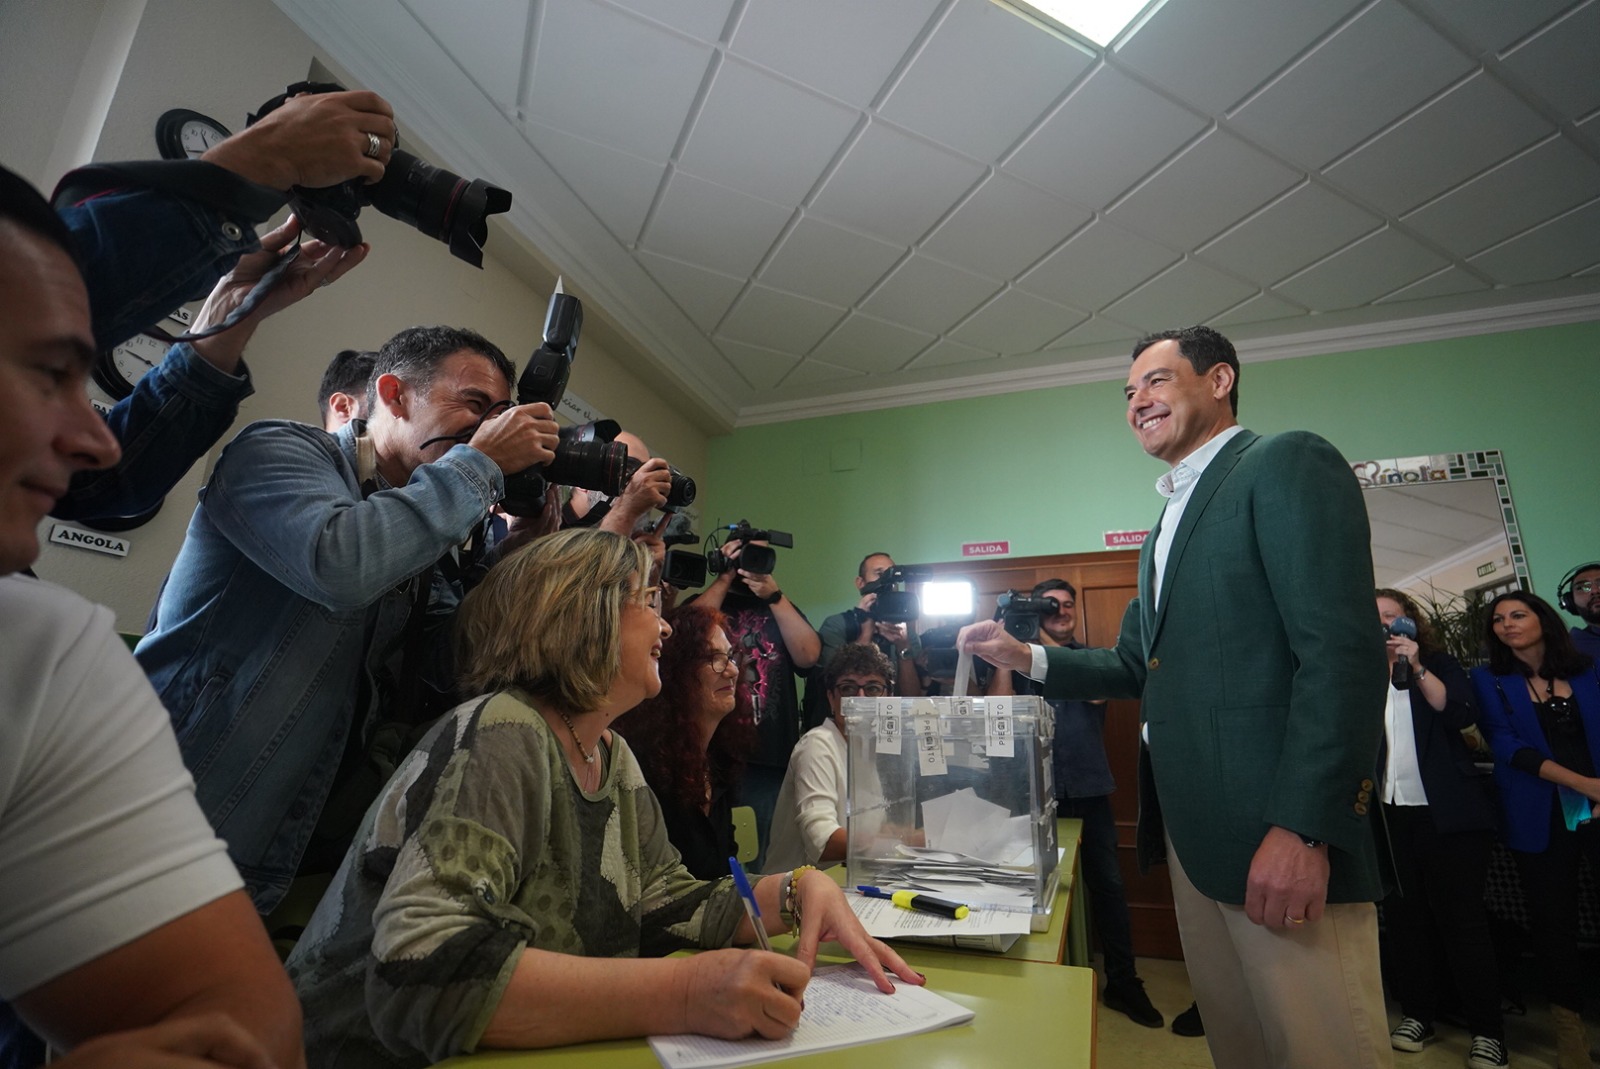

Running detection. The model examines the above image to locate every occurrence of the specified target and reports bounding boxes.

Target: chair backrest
[730,805,758,864]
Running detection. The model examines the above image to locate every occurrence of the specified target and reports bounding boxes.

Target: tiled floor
[1095,956,1595,1069]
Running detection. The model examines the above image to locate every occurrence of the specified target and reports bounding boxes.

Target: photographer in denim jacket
[45,88,397,524]
[136,325,560,914]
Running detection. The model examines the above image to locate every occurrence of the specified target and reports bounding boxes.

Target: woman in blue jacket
[1471,592,1600,1069]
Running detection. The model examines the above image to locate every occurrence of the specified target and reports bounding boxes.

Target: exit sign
[962,541,1010,558]
[1477,561,1496,577]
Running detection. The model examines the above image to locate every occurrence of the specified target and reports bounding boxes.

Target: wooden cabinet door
[921,550,1182,959]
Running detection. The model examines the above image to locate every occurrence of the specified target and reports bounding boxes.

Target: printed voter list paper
[648,964,973,1069]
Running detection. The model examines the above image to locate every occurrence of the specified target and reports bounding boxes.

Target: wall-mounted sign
[49,524,130,557]
[961,541,1010,558]
[1104,530,1149,548]
[1477,561,1496,577]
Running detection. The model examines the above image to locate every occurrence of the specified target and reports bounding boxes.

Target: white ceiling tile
[784,358,868,387]
[859,254,1002,334]
[1274,228,1451,310]
[879,0,1094,162]
[530,0,713,161]
[1197,182,1380,285]
[1407,0,1580,55]
[1113,0,1366,114]
[1469,199,1600,285]
[524,121,666,243]
[1045,315,1143,351]
[403,0,528,107]
[811,122,987,244]
[809,314,935,374]
[759,217,906,307]
[716,285,845,354]
[677,59,858,206]
[1324,72,1550,214]
[1499,2,1600,120]
[1005,65,1207,210]
[1019,218,1179,309]
[1402,136,1600,256]
[730,0,944,108]
[714,338,802,390]
[1106,129,1302,248]
[1102,259,1260,331]
[1374,266,1491,305]
[906,338,999,370]
[950,288,1086,354]
[601,0,736,41]
[639,171,793,276]
[922,173,1090,281]
[636,250,746,333]
[1228,1,1475,169]
[1210,292,1308,329]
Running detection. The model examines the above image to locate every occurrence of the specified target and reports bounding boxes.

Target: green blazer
[1043,429,1386,905]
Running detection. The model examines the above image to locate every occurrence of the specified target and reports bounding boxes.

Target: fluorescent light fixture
[995,0,1154,48]
[920,580,975,618]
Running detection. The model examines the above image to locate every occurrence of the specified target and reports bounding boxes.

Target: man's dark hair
[1031,578,1076,601]
[826,642,893,691]
[1131,325,1240,414]
[0,165,78,267]
[367,325,514,410]
[316,349,377,412]
[858,552,893,580]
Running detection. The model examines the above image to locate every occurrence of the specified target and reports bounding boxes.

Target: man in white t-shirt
[766,644,895,872]
[0,164,302,1069]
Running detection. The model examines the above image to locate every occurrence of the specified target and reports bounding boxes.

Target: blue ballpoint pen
[729,856,774,951]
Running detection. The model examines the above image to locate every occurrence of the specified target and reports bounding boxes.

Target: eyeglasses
[834,682,889,697]
[1575,581,1600,596]
[704,652,739,674]
[633,586,662,613]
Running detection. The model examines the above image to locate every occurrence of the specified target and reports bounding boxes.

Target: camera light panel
[920,580,974,618]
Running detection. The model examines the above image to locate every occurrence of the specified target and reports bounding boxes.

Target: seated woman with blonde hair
[287,528,921,1068]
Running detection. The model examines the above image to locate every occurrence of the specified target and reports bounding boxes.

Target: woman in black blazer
[1375,590,1505,1068]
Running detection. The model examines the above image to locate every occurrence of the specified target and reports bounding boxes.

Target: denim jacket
[53,176,266,522]
[136,420,503,911]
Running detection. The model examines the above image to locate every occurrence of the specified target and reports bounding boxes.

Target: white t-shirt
[766,720,849,872]
[0,575,242,998]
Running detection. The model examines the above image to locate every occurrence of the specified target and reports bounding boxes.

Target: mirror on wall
[1353,450,1528,608]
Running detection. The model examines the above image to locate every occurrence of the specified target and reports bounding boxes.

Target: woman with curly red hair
[614,602,755,879]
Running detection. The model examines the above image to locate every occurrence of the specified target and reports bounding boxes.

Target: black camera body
[859,565,932,624]
[250,82,510,268]
[997,590,1058,643]
[707,520,793,575]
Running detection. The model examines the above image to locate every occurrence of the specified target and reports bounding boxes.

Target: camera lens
[365,150,512,268]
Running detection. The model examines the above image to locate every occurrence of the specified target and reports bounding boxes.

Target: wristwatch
[1300,835,1327,849]
[1415,666,1428,681]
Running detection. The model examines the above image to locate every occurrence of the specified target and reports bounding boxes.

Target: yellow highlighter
[856,885,970,919]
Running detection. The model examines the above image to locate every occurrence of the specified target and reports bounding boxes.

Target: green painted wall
[700,321,1599,624]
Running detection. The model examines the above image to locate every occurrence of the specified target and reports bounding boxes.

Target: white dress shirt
[1382,684,1429,806]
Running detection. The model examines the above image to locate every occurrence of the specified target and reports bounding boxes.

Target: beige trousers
[1168,840,1393,1069]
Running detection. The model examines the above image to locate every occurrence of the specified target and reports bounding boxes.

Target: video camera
[858,565,933,624]
[707,520,793,576]
[996,590,1060,644]
[250,81,510,268]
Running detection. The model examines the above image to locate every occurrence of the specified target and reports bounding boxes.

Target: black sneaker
[1102,978,1163,1029]
[1389,1017,1435,1053]
[1466,1036,1508,1069]
[1171,1001,1204,1037]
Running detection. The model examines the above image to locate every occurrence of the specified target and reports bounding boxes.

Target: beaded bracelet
[781,865,817,934]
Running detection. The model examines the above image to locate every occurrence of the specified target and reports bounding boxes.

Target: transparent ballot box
[842,695,1059,933]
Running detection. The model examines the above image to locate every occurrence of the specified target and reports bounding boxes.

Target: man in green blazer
[960,326,1390,1069]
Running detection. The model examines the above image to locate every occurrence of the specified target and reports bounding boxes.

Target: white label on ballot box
[875,697,901,754]
[915,715,947,776]
[987,697,1015,758]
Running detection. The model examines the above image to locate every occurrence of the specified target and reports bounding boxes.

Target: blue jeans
[1060,793,1139,983]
